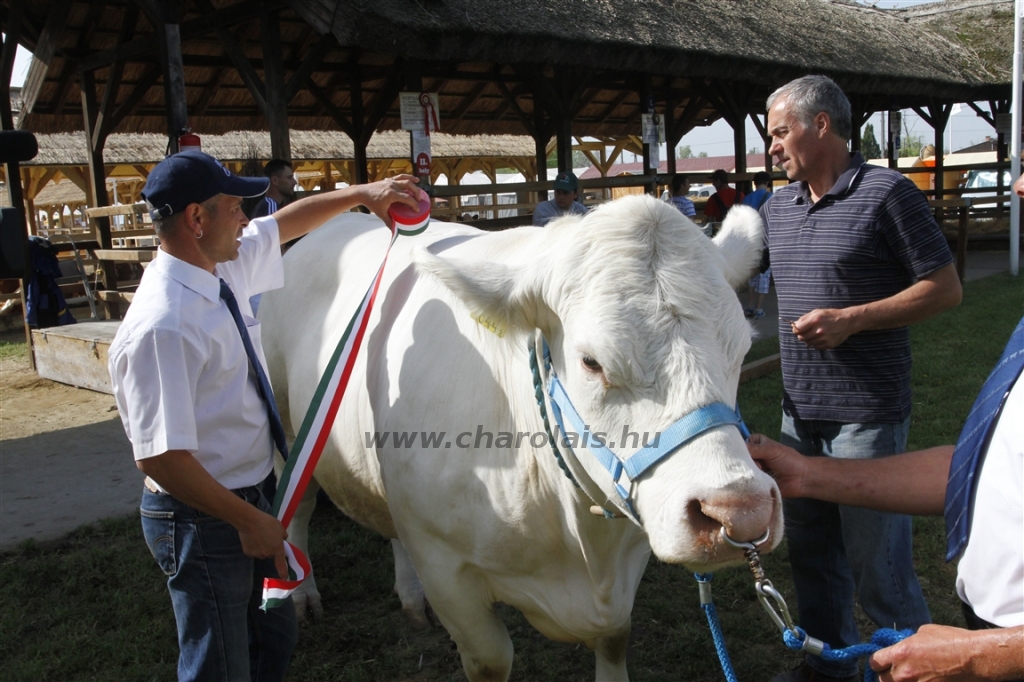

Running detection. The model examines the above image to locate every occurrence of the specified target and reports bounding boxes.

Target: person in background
[760,74,963,682]
[533,171,588,226]
[669,174,696,218]
[109,149,422,682]
[703,168,744,223]
[249,159,297,220]
[744,171,774,318]
[743,170,773,210]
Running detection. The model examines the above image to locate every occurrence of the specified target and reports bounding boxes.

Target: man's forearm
[846,262,962,334]
[801,446,953,515]
[137,450,264,531]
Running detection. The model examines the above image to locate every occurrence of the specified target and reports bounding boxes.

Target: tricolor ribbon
[261,217,430,610]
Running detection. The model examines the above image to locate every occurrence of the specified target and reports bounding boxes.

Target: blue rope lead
[782,626,914,682]
[696,572,914,682]
[696,573,740,682]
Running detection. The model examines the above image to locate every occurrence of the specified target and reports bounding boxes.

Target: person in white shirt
[109,150,421,682]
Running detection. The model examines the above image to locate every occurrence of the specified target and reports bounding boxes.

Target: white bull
[259,195,783,682]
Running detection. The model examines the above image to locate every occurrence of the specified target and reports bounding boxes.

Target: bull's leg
[391,539,429,629]
[420,572,514,682]
[283,477,323,621]
[590,623,632,682]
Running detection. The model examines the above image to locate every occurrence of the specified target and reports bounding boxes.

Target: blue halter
[538,339,750,524]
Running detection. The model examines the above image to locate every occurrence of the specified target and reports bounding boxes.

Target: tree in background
[676,145,693,159]
[546,151,594,168]
[698,151,709,158]
[899,133,925,158]
[860,123,883,160]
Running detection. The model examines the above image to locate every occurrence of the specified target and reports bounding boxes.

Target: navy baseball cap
[142,150,270,220]
[553,171,579,192]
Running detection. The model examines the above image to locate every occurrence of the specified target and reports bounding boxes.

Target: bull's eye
[581,355,602,372]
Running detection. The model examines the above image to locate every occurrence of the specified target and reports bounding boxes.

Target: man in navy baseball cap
[533,170,588,226]
[113,150,423,682]
[142,149,270,221]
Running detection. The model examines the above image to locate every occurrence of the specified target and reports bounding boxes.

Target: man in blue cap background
[108,150,422,682]
[533,170,588,226]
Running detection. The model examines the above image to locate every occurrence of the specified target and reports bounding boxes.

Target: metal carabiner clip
[755,579,824,655]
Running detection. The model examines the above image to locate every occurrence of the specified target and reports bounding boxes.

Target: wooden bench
[927,194,1013,281]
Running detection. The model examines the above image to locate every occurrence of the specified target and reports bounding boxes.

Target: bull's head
[414,195,782,570]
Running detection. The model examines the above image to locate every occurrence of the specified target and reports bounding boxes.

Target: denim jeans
[780,413,931,678]
[140,486,298,682]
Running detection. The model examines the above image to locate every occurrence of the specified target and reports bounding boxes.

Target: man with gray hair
[760,75,962,682]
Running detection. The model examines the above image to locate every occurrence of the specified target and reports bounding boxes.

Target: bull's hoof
[293,592,324,623]
[402,604,431,630]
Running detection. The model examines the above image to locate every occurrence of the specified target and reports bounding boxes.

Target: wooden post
[261,7,291,161]
[639,75,657,195]
[156,13,189,155]
[533,105,548,201]
[886,110,898,170]
[80,69,119,318]
[1,10,36,366]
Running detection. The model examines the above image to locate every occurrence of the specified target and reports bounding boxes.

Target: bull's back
[259,214,481,534]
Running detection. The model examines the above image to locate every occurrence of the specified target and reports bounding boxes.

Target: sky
[3,0,1007,157]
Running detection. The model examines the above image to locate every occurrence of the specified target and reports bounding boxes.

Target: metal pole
[1010,0,1022,275]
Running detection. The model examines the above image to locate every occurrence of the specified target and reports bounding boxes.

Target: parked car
[688,184,714,199]
[963,169,1013,198]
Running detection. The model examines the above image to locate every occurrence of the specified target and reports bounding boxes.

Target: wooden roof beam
[596,91,630,124]
[285,33,335,102]
[194,68,226,116]
[305,78,356,138]
[490,78,535,136]
[75,0,282,73]
[53,1,107,115]
[94,3,140,145]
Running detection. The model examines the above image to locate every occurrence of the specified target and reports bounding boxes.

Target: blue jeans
[140,486,297,682]
[780,413,931,678]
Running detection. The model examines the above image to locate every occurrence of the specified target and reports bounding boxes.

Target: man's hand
[238,507,290,580]
[746,434,808,498]
[790,307,857,349]
[357,174,424,227]
[869,624,1024,682]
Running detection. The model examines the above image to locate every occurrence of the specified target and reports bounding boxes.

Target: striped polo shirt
[761,152,953,423]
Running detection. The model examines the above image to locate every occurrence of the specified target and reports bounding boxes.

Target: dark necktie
[219,279,290,461]
[944,316,1024,560]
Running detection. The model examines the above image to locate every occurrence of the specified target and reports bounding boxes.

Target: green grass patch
[0,331,28,361]
[1,274,1020,680]
[743,333,779,366]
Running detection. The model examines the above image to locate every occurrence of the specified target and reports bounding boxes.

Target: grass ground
[1,273,1021,681]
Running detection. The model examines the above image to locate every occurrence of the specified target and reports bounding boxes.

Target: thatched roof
[296,0,1003,92]
[898,0,1015,82]
[5,0,1010,141]
[23,130,537,166]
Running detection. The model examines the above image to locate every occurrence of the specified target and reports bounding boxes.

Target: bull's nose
[690,487,778,545]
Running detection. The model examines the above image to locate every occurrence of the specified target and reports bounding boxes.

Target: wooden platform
[31,320,122,394]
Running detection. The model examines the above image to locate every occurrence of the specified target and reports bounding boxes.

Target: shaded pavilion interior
[0,0,1015,312]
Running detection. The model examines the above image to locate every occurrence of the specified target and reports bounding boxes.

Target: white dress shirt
[109,217,285,491]
[956,378,1024,627]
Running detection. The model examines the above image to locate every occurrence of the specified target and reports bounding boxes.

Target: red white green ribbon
[261,218,429,610]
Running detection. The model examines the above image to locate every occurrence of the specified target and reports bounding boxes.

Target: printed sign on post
[641,113,664,145]
[412,129,432,191]
[400,92,441,132]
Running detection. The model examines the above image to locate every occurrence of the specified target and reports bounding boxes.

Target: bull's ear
[712,205,764,289]
[412,249,546,332]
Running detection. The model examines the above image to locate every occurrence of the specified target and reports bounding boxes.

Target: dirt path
[0,348,142,549]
